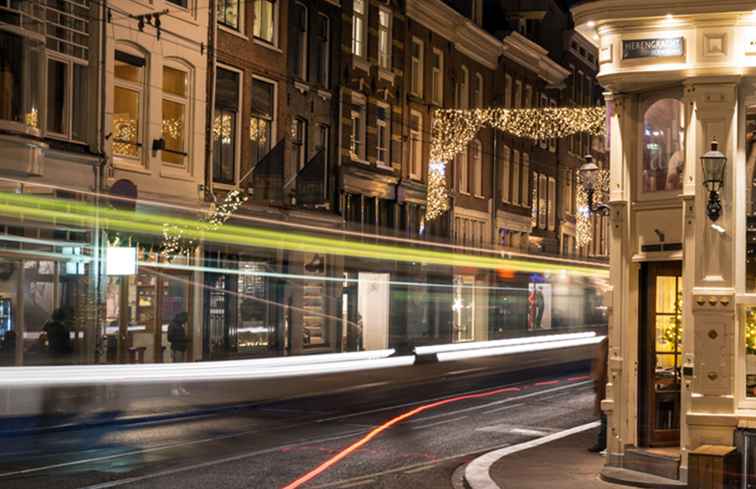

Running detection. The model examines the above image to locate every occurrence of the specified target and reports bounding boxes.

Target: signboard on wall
[623,37,684,60]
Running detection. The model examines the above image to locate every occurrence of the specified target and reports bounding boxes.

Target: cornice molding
[572,0,753,26]
[501,32,569,86]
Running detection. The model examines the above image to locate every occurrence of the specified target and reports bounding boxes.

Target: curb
[463,421,600,489]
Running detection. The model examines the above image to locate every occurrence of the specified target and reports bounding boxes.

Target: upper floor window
[642,98,685,193]
[521,153,530,207]
[459,66,469,109]
[217,0,241,30]
[512,150,520,204]
[378,9,391,70]
[352,0,366,58]
[431,48,443,105]
[294,117,307,170]
[471,139,482,196]
[47,56,87,142]
[0,31,42,129]
[294,2,308,80]
[253,0,277,45]
[500,145,510,203]
[514,80,522,108]
[410,111,423,180]
[411,38,424,97]
[504,75,512,108]
[113,50,145,160]
[376,106,389,166]
[548,176,556,231]
[250,77,276,166]
[162,65,190,167]
[473,73,483,108]
[350,105,366,161]
[538,173,547,229]
[524,84,532,108]
[458,147,469,194]
[313,14,329,87]
[213,66,240,184]
[471,0,482,25]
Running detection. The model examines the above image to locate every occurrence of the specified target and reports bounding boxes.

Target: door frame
[638,260,682,447]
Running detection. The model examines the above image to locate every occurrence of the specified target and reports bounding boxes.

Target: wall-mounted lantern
[578,154,610,216]
[700,139,727,222]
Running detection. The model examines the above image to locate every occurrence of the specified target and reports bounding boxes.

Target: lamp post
[700,139,727,222]
[578,154,610,216]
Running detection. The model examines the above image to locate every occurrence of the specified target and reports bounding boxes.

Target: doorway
[639,261,682,447]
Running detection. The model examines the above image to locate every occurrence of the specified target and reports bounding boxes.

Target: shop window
[213,66,240,184]
[162,65,190,167]
[250,77,275,167]
[642,98,685,193]
[113,50,145,160]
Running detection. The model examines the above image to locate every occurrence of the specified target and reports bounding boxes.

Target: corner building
[573,0,756,484]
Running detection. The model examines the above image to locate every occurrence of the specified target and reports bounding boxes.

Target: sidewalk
[465,428,626,489]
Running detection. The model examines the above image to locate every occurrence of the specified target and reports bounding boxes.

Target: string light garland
[575,168,609,249]
[427,106,607,222]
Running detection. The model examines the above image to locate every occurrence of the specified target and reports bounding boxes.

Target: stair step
[600,467,686,489]
[623,448,680,480]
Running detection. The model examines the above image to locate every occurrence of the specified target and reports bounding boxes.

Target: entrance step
[600,467,687,489]
[623,447,681,481]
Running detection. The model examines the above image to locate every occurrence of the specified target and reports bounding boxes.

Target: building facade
[573,0,756,484]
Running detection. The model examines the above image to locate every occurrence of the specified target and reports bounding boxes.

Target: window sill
[352,57,370,74]
[351,157,369,165]
[112,158,151,175]
[218,24,247,39]
[253,38,282,53]
[377,68,395,84]
[376,163,393,171]
[294,80,310,94]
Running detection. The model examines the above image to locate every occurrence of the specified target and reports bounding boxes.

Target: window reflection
[642,99,685,193]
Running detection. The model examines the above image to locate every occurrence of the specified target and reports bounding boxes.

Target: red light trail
[279,385,523,489]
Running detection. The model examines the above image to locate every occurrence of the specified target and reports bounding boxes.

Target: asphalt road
[0,368,597,489]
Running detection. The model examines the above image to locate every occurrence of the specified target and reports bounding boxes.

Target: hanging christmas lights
[426,161,450,221]
[575,168,609,249]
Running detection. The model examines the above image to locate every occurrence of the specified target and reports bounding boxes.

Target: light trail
[279,385,523,489]
[0,177,609,270]
[0,192,609,278]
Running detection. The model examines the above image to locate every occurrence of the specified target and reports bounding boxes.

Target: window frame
[46,53,86,142]
[217,0,242,32]
[212,63,243,187]
[253,0,279,47]
[350,105,366,162]
[431,47,443,106]
[411,37,424,97]
[377,8,392,70]
[352,0,367,58]
[409,110,423,180]
[112,47,146,165]
[161,61,192,170]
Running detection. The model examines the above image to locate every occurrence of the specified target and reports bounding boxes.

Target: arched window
[642,98,685,193]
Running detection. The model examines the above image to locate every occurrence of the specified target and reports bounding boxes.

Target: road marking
[410,416,468,430]
[483,402,525,415]
[510,428,550,437]
[446,367,487,376]
[464,421,600,489]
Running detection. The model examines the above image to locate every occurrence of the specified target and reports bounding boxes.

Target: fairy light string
[428,106,607,222]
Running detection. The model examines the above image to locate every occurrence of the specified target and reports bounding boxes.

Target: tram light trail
[0,192,608,278]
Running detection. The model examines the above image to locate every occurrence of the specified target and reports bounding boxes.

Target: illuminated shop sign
[623,37,684,59]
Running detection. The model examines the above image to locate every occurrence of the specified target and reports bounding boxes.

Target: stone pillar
[685,80,739,475]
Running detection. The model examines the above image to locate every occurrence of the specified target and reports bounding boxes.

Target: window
[453,275,475,343]
[352,0,366,57]
[410,111,423,179]
[504,75,512,108]
[500,145,511,202]
[411,38,423,97]
[431,48,443,105]
[548,177,556,231]
[512,150,520,204]
[294,2,308,80]
[316,123,329,158]
[0,32,41,129]
[549,99,557,152]
[459,147,469,193]
[213,67,240,184]
[162,66,189,167]
[217,0,240,30]
[531,171,538,229]
[514,80,522,108]
[471,140,482,196]
[538,174,547,229]
[350,106,365,160]
[46,59,67,135]
[378,10,391,70]
[471,0,482,25]
[294,118,307,170]
[563,168,574,216]
[459,66,469,109]
[642,98,685,193]
[521,153,529,207]
[253,0,277,45]
[474,73,483,108]
[524,84,532,108]
[251,78,275,167]
[376,106,389,166]
[313,14,329,86]
[113,50,145,159]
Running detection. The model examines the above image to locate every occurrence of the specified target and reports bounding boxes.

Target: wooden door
[639,261,683,447]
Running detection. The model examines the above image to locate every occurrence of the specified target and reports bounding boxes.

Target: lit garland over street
[576,168,609,248]
[427,106,607,221]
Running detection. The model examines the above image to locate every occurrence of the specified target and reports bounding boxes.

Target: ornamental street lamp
[700,139,727,222]
[579,154,609,216]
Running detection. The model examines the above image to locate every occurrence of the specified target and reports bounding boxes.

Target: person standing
[167,312,188,362]
[589,336,609,453]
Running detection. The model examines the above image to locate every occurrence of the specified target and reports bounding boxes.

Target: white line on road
[510,428,550,437]
[483,402,525,415]
[463,421,600,489]
[410,415,468,430]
